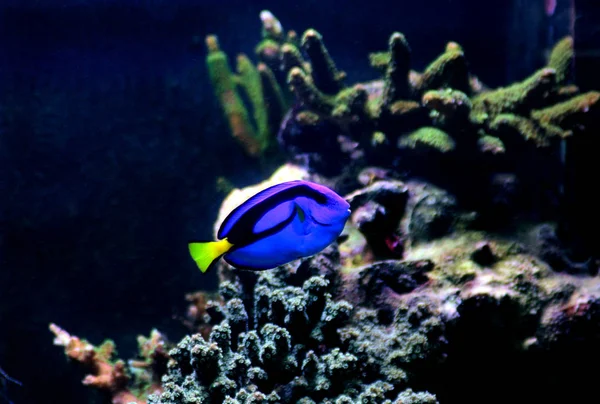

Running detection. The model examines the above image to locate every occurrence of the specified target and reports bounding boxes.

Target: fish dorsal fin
[218,180,306,239]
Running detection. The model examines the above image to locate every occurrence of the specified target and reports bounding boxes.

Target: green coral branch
[490,114,549,146]
[301,29,346,94]
[381,32,412,106]
[288,67,335,114]
[422,89,471,126]
[205,35,286,158]
[207,10,593,163]
[470,68,557,123]
[281,43,309,75]
[477,135,505,154]
[236,54,270,152]
[398,127,456,153]
[531,91,600,134]
[547,36,574,85]
[416,48,470,95]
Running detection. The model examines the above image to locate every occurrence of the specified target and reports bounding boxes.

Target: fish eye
[316,195,328,205]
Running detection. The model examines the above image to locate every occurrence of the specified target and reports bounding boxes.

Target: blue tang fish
[189,180,351,272]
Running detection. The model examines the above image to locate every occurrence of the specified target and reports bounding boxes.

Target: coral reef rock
[148,271,439,403]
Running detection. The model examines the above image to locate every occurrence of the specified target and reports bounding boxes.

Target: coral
[180,290,224,339]
[255,10,303,77]
[414,48,470,95]
[470,67,556,122]
[148,267,439,404]
[288,67,335,114]
[205,12,594,223]
[530,91,600,136]
[477,135,505,154]
[333,180,600,401]
[380,32,412,105]
[200,172,600,403]
[338,301,447,393]
[397,127,455,153]
[489,113,551,146]
[205,35,285,158]
[547,36,574,85]
[301,29,346,94]
[49,323,170,404]
[422,89,471,126]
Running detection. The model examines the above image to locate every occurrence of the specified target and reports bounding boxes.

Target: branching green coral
[490,114,549,146]
[416,47,470,95]
[288,67,335,114]
[205,36,284,157]
[332,85,371,121]
[422,89,471,125]
[369,51,392,71]
[206,9,597,173]
[281,43,309,75]
[302,29,346,94]
[255,10,304,77]
[547,36,574,85]
[208,10,592,168]
[470,68,557,122]
[206,36,259,156]
[381,32,412,106]
[236,54,270,152]
[531,91,600,135]
[258,62,287,135]
[398,127,456,153]
[477,135,505,154]
[389,100,421,116]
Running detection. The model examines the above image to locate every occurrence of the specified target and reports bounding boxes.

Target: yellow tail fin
[188,238,233,273]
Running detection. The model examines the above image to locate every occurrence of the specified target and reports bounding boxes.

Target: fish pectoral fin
[294,203,306,222]
[188,238,233,273]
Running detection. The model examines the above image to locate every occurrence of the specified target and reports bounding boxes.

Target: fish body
[189,180,350,272]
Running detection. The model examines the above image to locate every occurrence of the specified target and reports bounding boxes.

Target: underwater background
[1,0,599,403]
